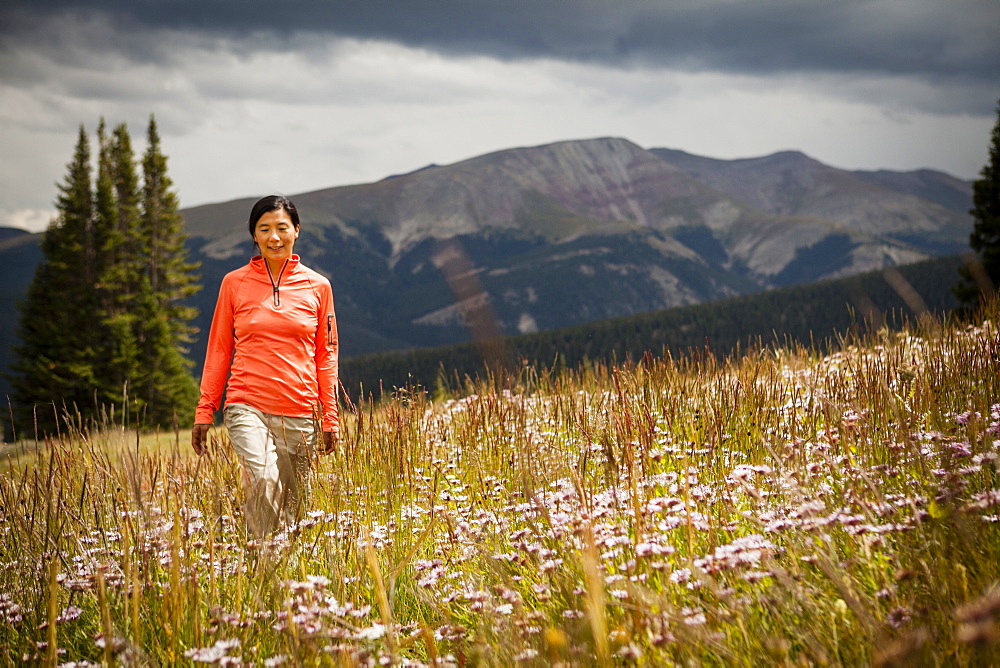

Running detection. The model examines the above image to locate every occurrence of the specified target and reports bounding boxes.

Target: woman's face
[253,209,299,265]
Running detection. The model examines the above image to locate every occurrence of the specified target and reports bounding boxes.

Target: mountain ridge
[0,136,974,406]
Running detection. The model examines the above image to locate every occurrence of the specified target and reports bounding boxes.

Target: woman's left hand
[321,430,339,455]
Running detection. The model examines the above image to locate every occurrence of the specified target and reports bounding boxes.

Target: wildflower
[669,568,691,584]
[730,464,774,480]
[495,586,521,604]
[539,558,563,573]
[682,608,707,626]
[434,624,467,641]
[184,638,242,665]
[955,411,981,425]
[0,593,24,623]
[417,565,445,588]
[792,499,826,518]
[465,589,489,604]
[282,575,330,592]
[949,442,973,457]
[616,639,644,659]
[887,607,912,628]
[651,630,676,645]
[57,573,94,592]
[635,541,676,558]
[94,635,128,655]
[356,624,387,640]
[962,488,1000,512]
[530,583,551,601]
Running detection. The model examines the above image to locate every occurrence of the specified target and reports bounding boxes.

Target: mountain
[0,137,974,407]
[0,229,43,408]
[649,147,972,259]
[338,254,966,400]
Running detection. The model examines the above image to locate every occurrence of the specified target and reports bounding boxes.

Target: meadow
[2,300,999,666]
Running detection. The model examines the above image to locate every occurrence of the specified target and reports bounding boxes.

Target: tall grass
[2,300,1000,665]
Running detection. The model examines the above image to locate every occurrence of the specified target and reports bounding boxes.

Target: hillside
[0,137,974,408]
[177,138,971,364]
[339,254,966,400]
[650,147,971,256]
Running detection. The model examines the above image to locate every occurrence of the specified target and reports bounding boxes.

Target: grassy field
[2,300,999,666]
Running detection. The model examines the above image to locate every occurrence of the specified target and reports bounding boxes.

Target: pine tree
[92,121,147,420]
[9,126,99,434]
[139,115,200,427]
[11,118,202,435]
[955,100,1000,308]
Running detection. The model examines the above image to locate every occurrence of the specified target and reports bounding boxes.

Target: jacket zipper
[267,260,288,308]
[327,315,334,345]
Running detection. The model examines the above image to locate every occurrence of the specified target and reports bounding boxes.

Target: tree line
[8,117,200,437]
[338,254,968,402]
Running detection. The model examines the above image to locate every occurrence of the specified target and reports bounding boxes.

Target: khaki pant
[224,403,316,537]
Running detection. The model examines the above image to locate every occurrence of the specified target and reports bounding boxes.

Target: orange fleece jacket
[195,255,339,432]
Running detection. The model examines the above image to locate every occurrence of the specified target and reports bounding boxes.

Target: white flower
[356,624,387,640]
[184,638,241,664]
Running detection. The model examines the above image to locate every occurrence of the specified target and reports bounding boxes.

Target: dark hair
[248,195,300,237]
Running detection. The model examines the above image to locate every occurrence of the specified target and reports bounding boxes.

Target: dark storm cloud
[5,0,999,98]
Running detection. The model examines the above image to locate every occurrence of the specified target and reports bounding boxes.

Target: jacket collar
[249,254,301,275]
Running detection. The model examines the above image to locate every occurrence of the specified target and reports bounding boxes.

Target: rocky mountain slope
[0,137,973,393]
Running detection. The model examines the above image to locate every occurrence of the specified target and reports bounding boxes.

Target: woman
[191,195,339,536]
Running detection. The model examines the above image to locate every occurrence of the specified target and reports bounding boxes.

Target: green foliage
[956,99,1000,308]
[138,115,200,427]
[9,126,99,434]
[96,121,148,409]
[8,117,200,436]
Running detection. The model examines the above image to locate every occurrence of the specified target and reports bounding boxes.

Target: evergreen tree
[9,126,99,434]
[955,100,1000,308]
[10,118,202,435]
[93,121,147,419]
[90,119,123,415]
[139,115,200,427]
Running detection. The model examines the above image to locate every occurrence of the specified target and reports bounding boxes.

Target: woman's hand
[192,423,211,455]
[321,430,339,455]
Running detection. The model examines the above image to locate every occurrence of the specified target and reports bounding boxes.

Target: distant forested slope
[340,254,966,400]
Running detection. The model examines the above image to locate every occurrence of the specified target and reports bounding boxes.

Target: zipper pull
[273,285,280,307]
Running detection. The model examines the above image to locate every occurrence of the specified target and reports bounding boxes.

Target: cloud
[0,1,996,232]
[0,208,56,232]
[6,1,999,96]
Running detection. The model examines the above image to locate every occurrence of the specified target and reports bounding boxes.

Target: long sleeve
[193,258,337,426]
[194,276,236,424]
[314,282,339,433]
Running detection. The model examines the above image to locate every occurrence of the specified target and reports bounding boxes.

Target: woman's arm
[194,276,237,428]
[314,281,339,439]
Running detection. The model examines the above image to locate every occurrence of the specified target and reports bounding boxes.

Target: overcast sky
[1,0,998,232]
